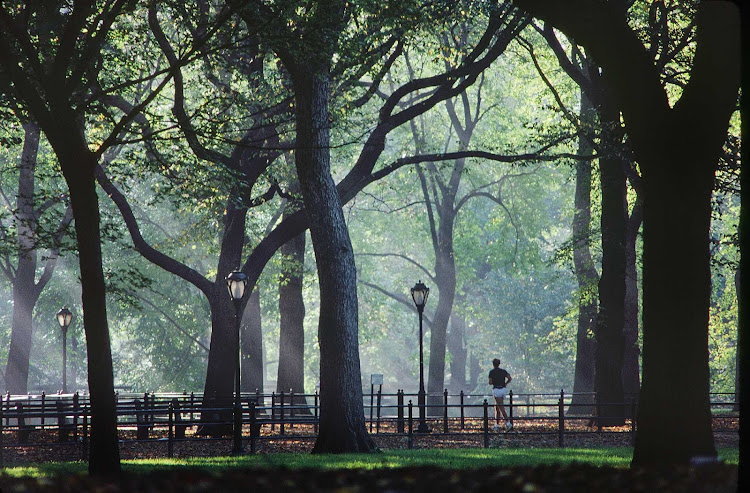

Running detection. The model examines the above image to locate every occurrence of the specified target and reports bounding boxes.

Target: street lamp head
[226,270,248,301]
[411,280,429,311]
[56,306,72,330]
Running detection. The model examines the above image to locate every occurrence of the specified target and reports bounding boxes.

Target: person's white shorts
[492,387,507,399]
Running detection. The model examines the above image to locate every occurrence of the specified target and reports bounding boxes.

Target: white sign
[370,374,383,385]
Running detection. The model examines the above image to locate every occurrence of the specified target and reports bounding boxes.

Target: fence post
[72,392,80,441]
[190,392,195,421]
[483,399,489,449]
[376,388,382,434]
[558,389,565,447]
[279,391,285,435]
[509,390,514,421]
[595,391,602,433]
[270,392,276,431]
[289,389,295,430]
[249,401,257,455]
[40,392,46,430]
[408,400,413,450]
[443,389,449,434]
[460,391,465,430]
[369,384,374,432]
[168,402,174,459]
[314,390,319,434]
[397,390,405,434]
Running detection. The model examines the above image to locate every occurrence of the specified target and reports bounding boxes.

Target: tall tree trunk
[448,307,467,392]
[427,237,456,414]
[292,65,374,453]
[633,152,716,464]
[622,197,643,404]
[277,229,308,411]
[569,94,598,415]
[594,103,627,426]
[70,333,80,392]
[199,204,247,435]
[241,286,263,393]
[5,122,42,395]
[60,147,120,476]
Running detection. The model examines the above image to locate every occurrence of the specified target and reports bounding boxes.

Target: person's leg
[493,397,502,424]
[497,397,507,420]
[499,398,513,431]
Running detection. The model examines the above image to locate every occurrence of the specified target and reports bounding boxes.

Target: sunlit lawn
[0,447,739,478]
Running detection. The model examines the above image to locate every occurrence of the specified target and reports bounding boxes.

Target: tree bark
[242,286,263,393]
[622,197,643,402]
[4,122,42,395]
[594,101,627,427]
[448,308,468,392]
[634,147,716,463]
[199,203,247,435]
[427,215,456,413]
[277,228,308,411]
[60,146,121,476]
[569,94,598,415]
[290,58,375,452]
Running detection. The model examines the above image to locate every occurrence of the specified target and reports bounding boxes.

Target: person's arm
[488,376,493,385]
[506,374,512,386]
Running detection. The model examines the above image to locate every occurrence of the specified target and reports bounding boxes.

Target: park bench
[15,402,34,444]
[55,400,76,442]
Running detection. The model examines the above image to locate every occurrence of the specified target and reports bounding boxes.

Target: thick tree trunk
[241,286,263,393]
[448,308,467,392]
[200,204,247,435]
[468,353,481,391]
[622,198,643,404]
[569,94,598,415]
[4,122,42,395]
[594,103,627,427]
[292,67,374,453]
[277,230,308,412]
[61,150,120,476]
[199,292,238,434]
[632,155,716,465]
[427,238,456,414]
[70,333,80,391]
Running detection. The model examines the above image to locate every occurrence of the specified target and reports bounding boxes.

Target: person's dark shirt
[489,367,509,388]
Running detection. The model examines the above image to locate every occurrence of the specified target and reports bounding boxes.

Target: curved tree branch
[95,165,215,298]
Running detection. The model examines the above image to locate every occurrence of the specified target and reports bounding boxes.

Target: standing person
[488,358,513,432]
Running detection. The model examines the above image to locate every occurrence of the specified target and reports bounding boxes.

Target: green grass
[0,447,738,478]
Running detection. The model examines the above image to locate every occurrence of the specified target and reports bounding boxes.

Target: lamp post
[411,280,430,433]
[226,270,248,455]
[56,307,73,393]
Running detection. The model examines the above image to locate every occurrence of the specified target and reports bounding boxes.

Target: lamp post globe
[411,280,430,433]
[56,307,73,393]
[226,270,247,454]
[226,271,248,301]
